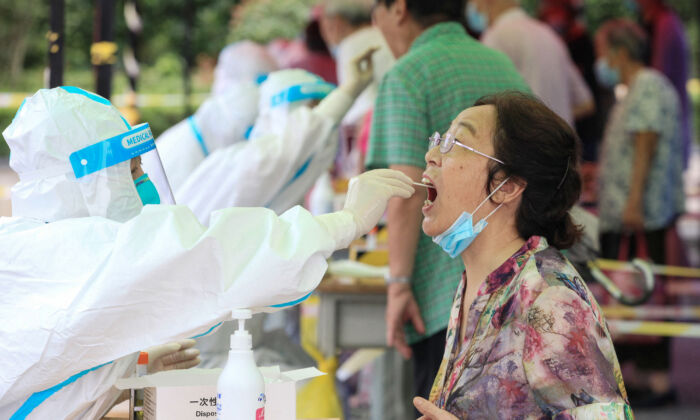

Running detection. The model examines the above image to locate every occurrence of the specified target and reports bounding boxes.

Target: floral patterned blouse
[429,236,633,419]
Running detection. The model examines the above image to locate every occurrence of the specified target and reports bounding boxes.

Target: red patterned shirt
[430,236,632,419]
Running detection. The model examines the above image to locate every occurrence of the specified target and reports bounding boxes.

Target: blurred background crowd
[1,0,699,419]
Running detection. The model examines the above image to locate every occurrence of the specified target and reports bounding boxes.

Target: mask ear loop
[473,177,510,221]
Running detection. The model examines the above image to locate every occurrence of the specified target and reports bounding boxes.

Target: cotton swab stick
[412,182,435,189]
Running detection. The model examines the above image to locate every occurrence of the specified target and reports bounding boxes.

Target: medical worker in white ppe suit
[156,82,261,193]
[177,48,379,224]
[211,40,278,96]
[156,41,277,191]
[0,86,413,419]
[156,41,278,193]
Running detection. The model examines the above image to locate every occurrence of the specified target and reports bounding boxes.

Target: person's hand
[344,169,415,238]
[145,339,201,374]
[387,282,425,359]
[413,397,459,420]
[340,47,379,98]
[622,198,644,232]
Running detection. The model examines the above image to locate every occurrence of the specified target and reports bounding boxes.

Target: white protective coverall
[157,41,277,194]
[211,40,278,96]
[157,82,260,193]
[0,87,413,419]
[177,69,348,224]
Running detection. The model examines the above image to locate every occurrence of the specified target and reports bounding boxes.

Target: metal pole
[48,0,64,88]
[92,0,117,99]
[121,0,143,124]
[182,0,195,115]
[124,0,142,93]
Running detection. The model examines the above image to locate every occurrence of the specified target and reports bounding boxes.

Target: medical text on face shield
[122,131,152,148]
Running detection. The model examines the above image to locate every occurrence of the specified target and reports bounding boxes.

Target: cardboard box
[144,385,217,419]
[258,367,324,419]
[115,367,324,420]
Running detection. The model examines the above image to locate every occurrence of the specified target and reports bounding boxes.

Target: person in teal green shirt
[367,0,529,403]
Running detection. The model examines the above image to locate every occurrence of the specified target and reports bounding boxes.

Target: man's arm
[365,61,429,359]
[386,164,426,359]
[622,131,658,230]
[387,164,424,278]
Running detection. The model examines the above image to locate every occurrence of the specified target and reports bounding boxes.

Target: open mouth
[422,177,437,208]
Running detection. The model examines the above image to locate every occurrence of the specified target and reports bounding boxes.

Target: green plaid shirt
[366,22,529,344]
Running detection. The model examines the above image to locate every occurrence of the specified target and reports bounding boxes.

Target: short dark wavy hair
[376,0,465,27]
[473,91,583,249]
[597,18,649,63]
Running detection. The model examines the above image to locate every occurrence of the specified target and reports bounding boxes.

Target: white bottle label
[256,392,266,420]
[217,392,265,420]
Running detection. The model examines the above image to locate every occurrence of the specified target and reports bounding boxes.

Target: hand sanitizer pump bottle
[217,309,265,420]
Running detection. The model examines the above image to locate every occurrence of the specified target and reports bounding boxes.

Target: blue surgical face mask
[594,57,620,89]
[466,2,488,34]
[329,44,339,59]
[134,173,161,205]
[432,178,508,258]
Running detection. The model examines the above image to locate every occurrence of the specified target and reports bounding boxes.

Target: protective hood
[249,69,335,139]
[193,81,259,151]
[212,41,278,95]
[157,82,260,192]
[2,87,143,222]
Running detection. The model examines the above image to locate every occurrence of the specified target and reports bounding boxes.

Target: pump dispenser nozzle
[230,309,253,350]
[218,309,264,418]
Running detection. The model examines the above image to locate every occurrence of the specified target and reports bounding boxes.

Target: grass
[1,65,212,94]
[0,65,213,157]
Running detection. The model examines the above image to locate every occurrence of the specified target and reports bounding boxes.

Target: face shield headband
[269,81,336,107]
[69,122,175,205]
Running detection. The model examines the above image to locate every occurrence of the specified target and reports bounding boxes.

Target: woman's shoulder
[632,69,676,100]
[517,242,602,320]
[517,244,629,415]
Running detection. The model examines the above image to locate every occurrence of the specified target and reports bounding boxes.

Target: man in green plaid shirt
[368,0,529,401]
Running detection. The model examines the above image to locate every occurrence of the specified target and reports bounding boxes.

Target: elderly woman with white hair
[595,18,685,406]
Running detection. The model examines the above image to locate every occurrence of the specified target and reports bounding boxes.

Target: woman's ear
[492,176,526,205]
[393,0,409,24]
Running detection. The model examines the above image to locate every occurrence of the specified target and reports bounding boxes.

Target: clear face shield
[69,122,175,206]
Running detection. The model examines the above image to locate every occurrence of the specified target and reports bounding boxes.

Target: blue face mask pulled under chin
[466,2,488,34]
[432,179,509,258]
[594,57,620,89]
[134,173,161,205]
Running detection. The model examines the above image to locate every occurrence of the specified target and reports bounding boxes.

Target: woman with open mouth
[413,91,632,419]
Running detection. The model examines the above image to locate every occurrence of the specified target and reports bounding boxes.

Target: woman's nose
[425,144,441,167]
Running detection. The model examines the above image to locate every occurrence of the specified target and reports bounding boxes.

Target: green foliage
[0,65,211,95]
[139,106,188,138]
[583,0,635,33]
[522,0,698,34]
[0,0,236,79]
[0,108,12,156]
[137,0,234,65]
[228,0,318,44]
[154,53,184,78]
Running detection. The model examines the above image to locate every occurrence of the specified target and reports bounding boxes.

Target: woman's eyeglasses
[428,132,504,164]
